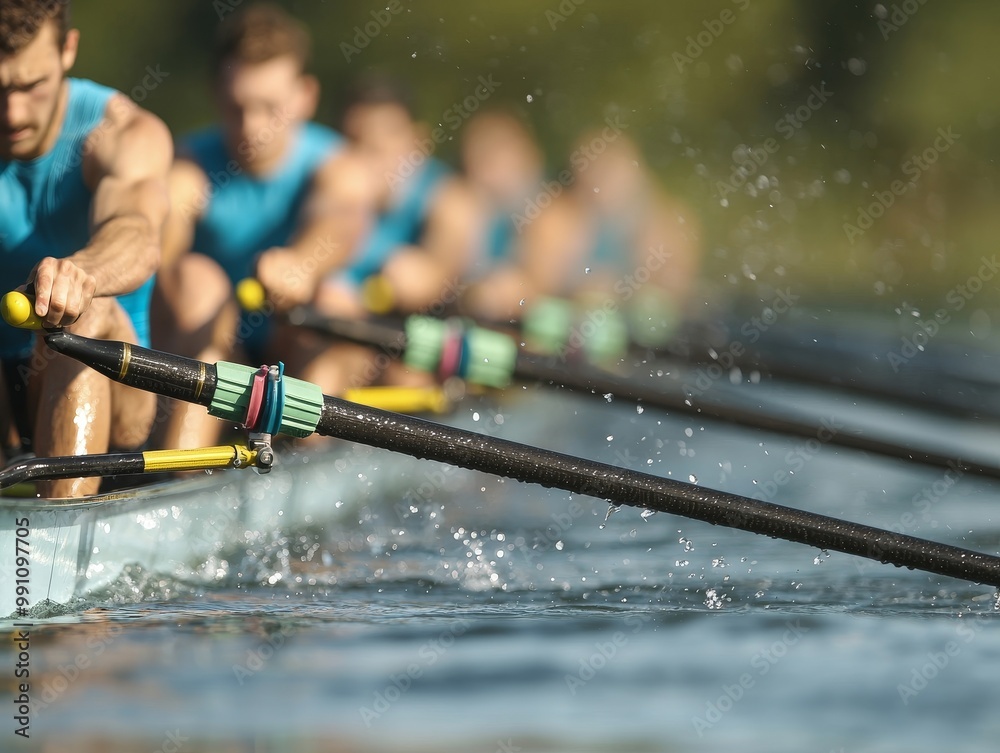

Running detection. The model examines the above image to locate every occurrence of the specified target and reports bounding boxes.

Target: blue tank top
[0,78,153,359]
[341,158,449,287]
[185,122,342,286]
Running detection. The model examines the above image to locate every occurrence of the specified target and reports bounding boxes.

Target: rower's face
[462,117,541,204]
[342,102,418,180]
[216,55,315,171]
[0,21,78,161]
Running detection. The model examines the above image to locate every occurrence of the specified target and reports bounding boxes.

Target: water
[3,383,1000,752]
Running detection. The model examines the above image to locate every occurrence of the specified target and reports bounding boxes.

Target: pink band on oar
[438,323,464,380]
[244,365,268,430]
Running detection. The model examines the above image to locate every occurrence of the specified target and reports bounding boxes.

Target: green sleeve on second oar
[523,297,574,355]
[404,316,517,389]
[404,316,445,374]
[211,361,323,438]
[463,325,517,389]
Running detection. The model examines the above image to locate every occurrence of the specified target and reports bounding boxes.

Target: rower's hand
[25,257,97,329]
[256,247,316,312]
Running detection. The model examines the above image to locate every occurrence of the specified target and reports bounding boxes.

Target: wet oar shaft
[0,445,258,489]
[39,330,1000,587]
[317,395,1000,587]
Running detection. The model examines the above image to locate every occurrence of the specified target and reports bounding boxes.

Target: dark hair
[212,3,310,76]
[341,72,417,121]
[0,0,71,56]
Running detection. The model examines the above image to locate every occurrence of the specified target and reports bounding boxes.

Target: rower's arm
[255,151,374,311]
[155,158,211,306]
[379,177,482,312]
[28,95,172,326]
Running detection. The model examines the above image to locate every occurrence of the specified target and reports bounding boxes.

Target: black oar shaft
[45,330,217,405]
[318,395,1000,586]
[0,453,146,489]
[288,307,405,353]
[514,356,1000,481]
[289,311,1000,481]
[39,330,1000,586]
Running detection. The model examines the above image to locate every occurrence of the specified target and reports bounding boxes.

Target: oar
[19,323,1000,587]
[263,304,1000,483]
[0,444,261,490]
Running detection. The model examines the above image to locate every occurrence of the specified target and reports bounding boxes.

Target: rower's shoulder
[86,93,173,179]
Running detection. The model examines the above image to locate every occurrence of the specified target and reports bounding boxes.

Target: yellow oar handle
[1,291,44,330]
[237,275,395,316]
[141,444,258,473]
[236,278,268,312]
[361,274,395,315]
[343,385,451,415]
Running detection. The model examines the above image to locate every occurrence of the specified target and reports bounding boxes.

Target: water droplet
[688,474,699,484]
[606,435,614,442]
[640,508,656,520]
[636,405,644,414]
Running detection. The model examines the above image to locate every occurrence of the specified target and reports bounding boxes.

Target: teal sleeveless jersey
[0,78,154,359]
[183,122,341,358]
[340,157,449,287]
[185,122,343,286]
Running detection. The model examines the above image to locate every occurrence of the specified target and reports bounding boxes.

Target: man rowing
[152,3,372,450]
[459,108,547,323]
[488,129,702,361]
[0,0,172,497]
[306,75,481,395]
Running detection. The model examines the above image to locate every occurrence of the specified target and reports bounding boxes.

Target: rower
[151,4,373,451]
[459,109,547,324]
[0,0,172,498]
[518,130,702,360]
[306,75,481,396]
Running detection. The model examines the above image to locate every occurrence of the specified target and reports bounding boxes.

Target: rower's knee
[171,254,234,333]
[111,386,156,450]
